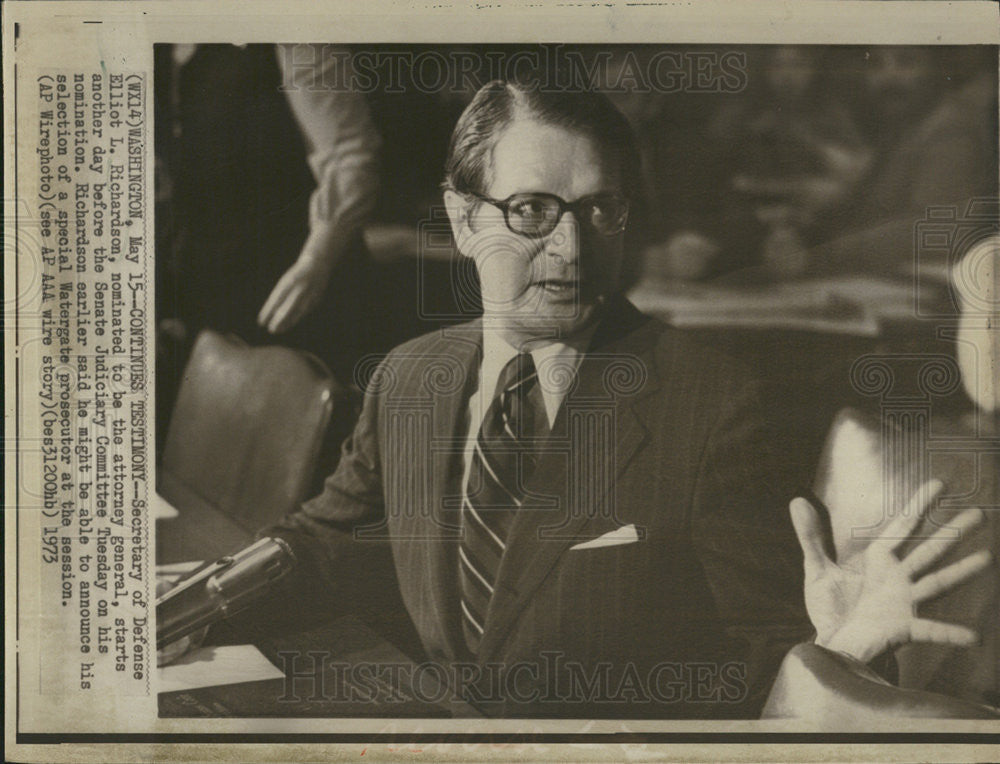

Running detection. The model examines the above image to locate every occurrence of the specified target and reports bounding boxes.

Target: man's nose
[543,210,581,267]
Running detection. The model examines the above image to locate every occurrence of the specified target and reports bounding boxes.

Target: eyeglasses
[465,190,630,238]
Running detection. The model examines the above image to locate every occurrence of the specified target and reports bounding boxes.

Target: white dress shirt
[460,328,594,498]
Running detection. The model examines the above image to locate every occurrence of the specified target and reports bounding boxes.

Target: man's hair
[444,80,642,199]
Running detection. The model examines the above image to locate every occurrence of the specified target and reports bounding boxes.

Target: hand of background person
[257,252,336,335]
[790,479,992,664]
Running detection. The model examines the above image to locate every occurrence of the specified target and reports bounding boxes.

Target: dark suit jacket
[266,298,811,717]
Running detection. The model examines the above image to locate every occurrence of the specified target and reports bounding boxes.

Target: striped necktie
[459,352,547,654]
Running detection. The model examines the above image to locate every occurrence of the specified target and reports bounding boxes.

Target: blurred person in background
[727,46,871,279]
[639,46,871,284]
[812,46,998,276]
[156,43,380,442]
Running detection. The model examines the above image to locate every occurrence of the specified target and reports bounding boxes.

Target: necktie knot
[487,352,543,441]
[494,352,536,401]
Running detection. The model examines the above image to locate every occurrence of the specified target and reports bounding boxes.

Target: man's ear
[443,189,473,258]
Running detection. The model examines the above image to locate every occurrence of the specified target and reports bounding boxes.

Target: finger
[911,549,992,602]
[291,285,322,319]
[268,298,297,334]
[790,497,832,575]
[884,478,944,543]
[258,278,291,325]
[268,288,307,334]
[258,277,293,327]
[275,286,316,333]
[901,507,984,576]
[908,619,979,647]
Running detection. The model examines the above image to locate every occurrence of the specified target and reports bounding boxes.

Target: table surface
[158,614,479,718]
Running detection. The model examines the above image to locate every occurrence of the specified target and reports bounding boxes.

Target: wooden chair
[157,330,337,563]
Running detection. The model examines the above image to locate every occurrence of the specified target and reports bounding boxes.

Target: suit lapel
[477,301,665,662]
[391,322,482,662]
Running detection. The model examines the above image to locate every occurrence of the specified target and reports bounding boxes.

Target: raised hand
[790,479,992,663]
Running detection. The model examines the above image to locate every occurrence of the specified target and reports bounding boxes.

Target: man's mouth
[534,279,579,295]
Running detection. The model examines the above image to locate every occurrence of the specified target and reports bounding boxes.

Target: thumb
[790,497,832,575]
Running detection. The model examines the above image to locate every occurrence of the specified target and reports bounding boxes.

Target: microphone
[156,537,296,650]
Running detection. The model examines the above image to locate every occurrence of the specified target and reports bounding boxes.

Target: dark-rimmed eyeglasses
[464,190,629,238]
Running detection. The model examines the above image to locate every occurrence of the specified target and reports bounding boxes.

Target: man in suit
[260,81,990,718]
[259,81,808,717]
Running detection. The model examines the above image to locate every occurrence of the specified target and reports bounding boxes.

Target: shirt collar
[480,326,595,426]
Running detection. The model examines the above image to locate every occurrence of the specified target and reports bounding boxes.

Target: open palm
[790,480,992,663]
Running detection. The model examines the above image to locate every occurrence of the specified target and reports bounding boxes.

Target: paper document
[157,644,285,694]
[152,492,181,521]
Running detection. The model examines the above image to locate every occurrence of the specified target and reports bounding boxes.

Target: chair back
[159,331,335,558]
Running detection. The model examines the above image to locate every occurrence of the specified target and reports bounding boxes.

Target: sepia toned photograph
[152,42,999,721]
[5,2,999,762]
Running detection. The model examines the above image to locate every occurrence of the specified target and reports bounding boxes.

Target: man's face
[448,118,626,348]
